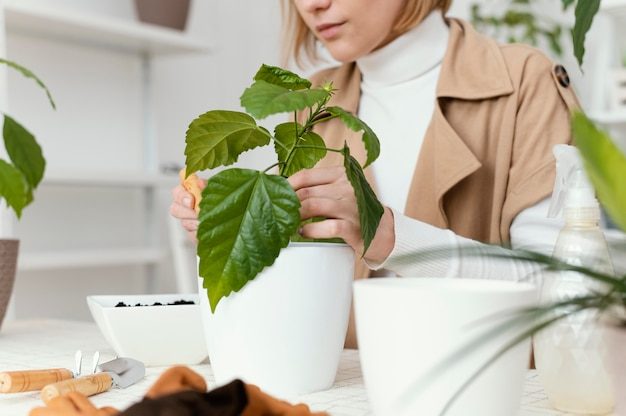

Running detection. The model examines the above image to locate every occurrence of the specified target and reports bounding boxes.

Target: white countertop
[0,320,584,416]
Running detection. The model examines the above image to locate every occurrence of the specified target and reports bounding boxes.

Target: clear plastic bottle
[534,145,615,414]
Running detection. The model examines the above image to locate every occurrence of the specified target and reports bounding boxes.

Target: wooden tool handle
[40,373,113,404]
[0,369,73,393]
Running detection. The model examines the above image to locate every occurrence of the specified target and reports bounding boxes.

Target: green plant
[471,1,566,57]
[471,0,600,66]
[398,111,626,415]
[183,64,384,311]
[0,58,54,218]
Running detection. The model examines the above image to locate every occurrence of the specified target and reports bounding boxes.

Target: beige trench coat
[309,18,580,348]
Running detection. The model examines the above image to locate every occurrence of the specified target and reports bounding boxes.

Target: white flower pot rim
[355,277,536,294]
[287,241,348,248]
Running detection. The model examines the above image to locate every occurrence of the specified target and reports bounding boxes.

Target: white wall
[7,0,284,321]
[5,0,622,320]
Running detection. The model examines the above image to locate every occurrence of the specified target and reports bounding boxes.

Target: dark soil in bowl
[114,300,195,307]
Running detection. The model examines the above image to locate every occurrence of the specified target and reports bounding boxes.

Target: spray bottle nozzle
[548,144,599,219]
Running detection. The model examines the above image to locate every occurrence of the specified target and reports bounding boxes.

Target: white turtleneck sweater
[355,11,564,279]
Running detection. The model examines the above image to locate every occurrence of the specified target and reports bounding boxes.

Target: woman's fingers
[299,198,357,222]
[300,219,361,247]
[146,366,207,399]
[296,181,354,202]
[65,393,99,413]
[288,166,345,190]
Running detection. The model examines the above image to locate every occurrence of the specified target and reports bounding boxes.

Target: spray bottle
[533,144,615,414]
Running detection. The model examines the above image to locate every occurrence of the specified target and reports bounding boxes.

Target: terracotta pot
[0,239,19,329]
[605,324,626,416]
[134,0,191,31]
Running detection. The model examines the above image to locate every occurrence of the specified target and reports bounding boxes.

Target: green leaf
[0,159,29,218]
[327,106,380,168]
[240,80,331,119]
[0,58,55,109]
[253,64,311,90]
[274,122,326,176]
[572,111,626,232]
[343,144,384,255]
[571,0,600,67]
[185,110,271,174]
[3,115,45,189]
[197,169,301,311]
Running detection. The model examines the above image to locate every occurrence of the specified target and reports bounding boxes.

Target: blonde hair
[281,0,453,68]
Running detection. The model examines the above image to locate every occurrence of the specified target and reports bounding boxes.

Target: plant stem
[273,136,289,151]
[309,114,339,127]
[294,145,344,154]
[264,162,284,173]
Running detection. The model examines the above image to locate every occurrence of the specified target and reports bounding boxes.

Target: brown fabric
[29,367,326,416]
[309,18,580,348]
[121,381,248,416]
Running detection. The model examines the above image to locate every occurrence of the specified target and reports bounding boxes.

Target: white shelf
[18,248,164,271]
[589,111,626,125]
[4,2,208,55]
[42,172,180,188]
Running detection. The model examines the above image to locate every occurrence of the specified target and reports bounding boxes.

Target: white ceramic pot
[354,278,538,416]
[198,242,354,398]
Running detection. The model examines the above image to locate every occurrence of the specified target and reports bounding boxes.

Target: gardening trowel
[0,350,89,393]
[40,357,145,404]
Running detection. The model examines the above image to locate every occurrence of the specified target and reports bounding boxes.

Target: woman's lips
[316,22,345,40]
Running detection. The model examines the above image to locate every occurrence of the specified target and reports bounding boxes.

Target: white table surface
[0,320,592,416]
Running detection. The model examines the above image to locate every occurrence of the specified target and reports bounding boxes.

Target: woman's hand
[288,166,395,264]
[145,366,207,399]
[29,392,117,416]
[169,177,206,242]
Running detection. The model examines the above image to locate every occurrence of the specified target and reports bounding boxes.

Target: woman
[171,0,579,346]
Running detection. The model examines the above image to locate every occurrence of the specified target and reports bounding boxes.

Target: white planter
[198,242,354,398]
[354,278,538,416]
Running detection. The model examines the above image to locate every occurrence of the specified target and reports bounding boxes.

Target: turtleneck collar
[356,11,449,88]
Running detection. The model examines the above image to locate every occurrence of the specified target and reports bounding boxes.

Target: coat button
[554,64,570,88]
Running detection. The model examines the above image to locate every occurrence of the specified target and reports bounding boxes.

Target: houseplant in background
[471,0,600,66]
[134,0,191,31]
[182,64,383,396]
[0,58,54,329]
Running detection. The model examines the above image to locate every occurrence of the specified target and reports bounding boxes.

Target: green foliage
[342,144,385,255]
[3,115,45,190]
[185,64,383,310]
[0,159,29,218]
[396,245,626,415]
[0,59,53,218]
[185,110,271,174]
[253,64,311,90]
[273,122,326,177]
[572,0,601,66]
[572,111,626,231]
[197,169,301,311]
[471,0,602,65]
[470,3,565,57]
[0,58,55,110]
[327,106,380,168]
[240,80,331,119]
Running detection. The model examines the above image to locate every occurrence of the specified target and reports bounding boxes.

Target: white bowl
[87,294,208,367]
[354,277,538,416]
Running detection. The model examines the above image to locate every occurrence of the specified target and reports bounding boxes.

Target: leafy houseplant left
[182,64,384,396]
[0,59,55,328]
